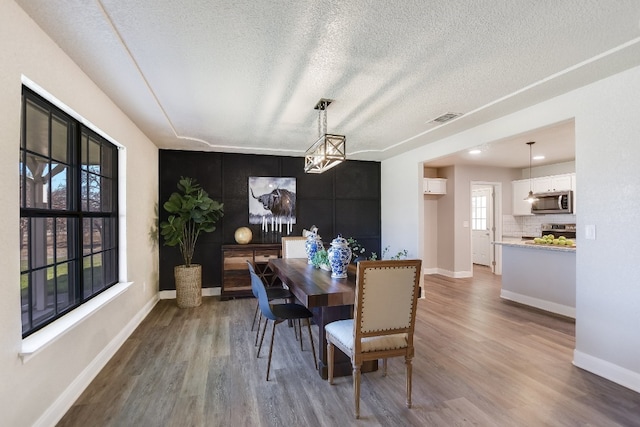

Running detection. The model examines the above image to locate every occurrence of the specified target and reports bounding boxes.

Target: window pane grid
[20,87,118,337]
[471,195,488,231]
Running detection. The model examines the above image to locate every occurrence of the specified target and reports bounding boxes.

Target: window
[471,194,487,231]
[19,87,118,337]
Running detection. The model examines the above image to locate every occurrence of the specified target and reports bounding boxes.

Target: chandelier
[304,98,346,174]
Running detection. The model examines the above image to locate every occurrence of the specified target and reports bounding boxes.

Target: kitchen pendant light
[524,141,538,203]
[304,98,346,174]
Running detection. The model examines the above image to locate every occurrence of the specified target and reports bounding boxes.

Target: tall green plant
[160,177,224,267]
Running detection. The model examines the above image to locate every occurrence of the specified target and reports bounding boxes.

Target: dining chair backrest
[354,259,422,346]
[248,262,278,321]
[281,236,308,258]
[325,258,422,418]
[247,261,260,299]
[247,260,256,275]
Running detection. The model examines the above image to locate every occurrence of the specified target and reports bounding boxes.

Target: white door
[471,187,493,267]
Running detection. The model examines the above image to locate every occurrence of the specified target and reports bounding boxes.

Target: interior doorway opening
[471,182,502,275]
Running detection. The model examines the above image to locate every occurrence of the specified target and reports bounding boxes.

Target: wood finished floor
[58,266,640,426]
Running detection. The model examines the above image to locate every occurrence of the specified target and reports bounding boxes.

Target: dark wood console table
[221,243,281,300]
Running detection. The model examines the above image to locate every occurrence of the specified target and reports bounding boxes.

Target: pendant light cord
[529,143,532,192]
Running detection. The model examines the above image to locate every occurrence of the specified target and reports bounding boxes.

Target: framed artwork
[248,177,296,229]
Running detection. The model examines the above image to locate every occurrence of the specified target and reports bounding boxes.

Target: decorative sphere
[234,227,253,244]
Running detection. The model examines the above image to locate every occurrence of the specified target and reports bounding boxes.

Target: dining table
[267,258,377,379]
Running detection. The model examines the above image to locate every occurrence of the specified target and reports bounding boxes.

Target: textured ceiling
[424,119,576,169]
[15,0,640,165]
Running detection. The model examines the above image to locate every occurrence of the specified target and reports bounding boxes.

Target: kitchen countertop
[493,238,576,252]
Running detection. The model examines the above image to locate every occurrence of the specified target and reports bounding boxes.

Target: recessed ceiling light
[468,149,481,155]
[533,155,545,160]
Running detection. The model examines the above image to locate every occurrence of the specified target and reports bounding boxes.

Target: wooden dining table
[267,258,377,379]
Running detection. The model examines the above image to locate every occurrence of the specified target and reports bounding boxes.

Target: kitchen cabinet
[533,173,573,193]
[497,241,576,318]
[513,173,576,216]
[512,179,533,216]
[423,178,447,195]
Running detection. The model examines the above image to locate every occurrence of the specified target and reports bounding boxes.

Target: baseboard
[573,350,640,394]
[36,295,159,427]
[159,287,221,300]
[500,289,575,318]
[425,268,472,278]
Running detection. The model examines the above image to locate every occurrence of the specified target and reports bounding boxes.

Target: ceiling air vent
[427,112,463,124]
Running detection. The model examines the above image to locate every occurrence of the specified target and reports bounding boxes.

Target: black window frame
[19,86,119,338]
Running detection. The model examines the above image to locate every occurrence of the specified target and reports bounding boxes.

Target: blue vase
[305,229,323,264]
[328,235,352,278]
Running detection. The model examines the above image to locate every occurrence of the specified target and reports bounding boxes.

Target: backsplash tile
[502,214,576,238]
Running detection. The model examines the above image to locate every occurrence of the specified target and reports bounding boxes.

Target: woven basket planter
[174,264,202,308]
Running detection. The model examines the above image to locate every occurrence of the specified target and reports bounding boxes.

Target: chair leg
[257,318,268,358]
[266,321,277,381]
[305,318,317,369]
[406,356,413,408]
[254,312,263,346]
[353,363,362,419]
[327,341,334,384]
[299,319,304,351]
[251,301,259,331]
[383,358,388,376]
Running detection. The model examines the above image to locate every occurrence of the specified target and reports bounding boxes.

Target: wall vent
[427,112,463,124]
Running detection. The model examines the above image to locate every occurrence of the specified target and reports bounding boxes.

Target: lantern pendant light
[304,99,346,174]
[524,141,539,203]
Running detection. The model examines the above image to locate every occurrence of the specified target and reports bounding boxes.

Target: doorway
[471,182,502,274]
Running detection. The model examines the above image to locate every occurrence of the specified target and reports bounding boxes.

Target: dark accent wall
[158,150,381,291]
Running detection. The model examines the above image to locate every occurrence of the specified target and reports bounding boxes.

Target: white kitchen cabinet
[512,179,533,216]
[533,173,573,193]
[532,177,551,193]
[423,178,447,195]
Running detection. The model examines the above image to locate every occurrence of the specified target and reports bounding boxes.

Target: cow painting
[250,187,295,219]
[248,177,297,227]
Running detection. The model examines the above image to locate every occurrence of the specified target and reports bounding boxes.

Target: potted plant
[311,248,331,271]
[347,237,368,263]
[160,176,224,307]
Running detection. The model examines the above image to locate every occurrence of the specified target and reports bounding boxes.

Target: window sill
[20,281,133,363]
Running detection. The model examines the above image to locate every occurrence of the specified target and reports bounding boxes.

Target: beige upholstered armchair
[281,236,307,258]
[325,259,422,418]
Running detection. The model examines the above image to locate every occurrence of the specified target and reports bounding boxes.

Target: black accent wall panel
[158,150,381,291]
[335,162,380,199]
[334,199,381,237]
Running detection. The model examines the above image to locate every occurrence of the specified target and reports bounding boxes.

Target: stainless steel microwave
[531,191,573,214]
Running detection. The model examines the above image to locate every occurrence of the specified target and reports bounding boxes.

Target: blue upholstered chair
[249,263,317,381]
[248,261,293,345]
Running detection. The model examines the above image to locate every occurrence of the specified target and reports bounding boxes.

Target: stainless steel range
[541,223,576,239]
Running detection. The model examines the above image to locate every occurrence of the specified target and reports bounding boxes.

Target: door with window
[471,186,493,267]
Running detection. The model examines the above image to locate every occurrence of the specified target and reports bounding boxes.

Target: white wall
[382,65,640,392]
[572,66,640,390]
[519,160,576,179]
[0,1,159,425]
